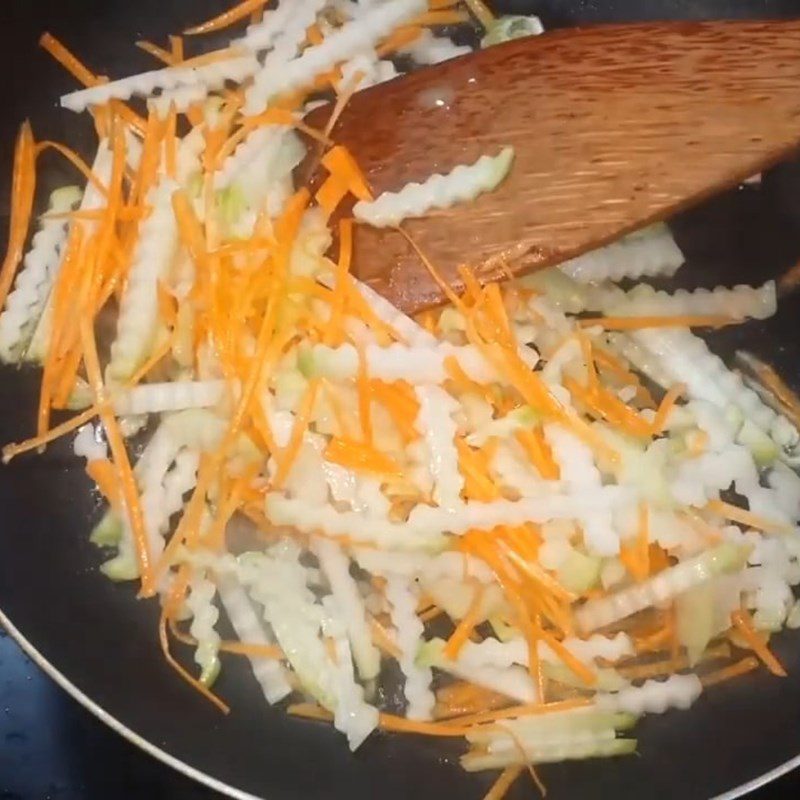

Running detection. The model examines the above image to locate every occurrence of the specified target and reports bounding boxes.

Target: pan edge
[0,606,261,800]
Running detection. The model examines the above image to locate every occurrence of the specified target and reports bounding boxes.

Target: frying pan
[2,1,800,798]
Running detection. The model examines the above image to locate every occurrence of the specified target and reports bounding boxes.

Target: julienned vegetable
[2,2,800,800]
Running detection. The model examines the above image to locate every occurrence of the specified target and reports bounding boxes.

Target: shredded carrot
[443,582,485,659]
[376,25,423,57]
[620,503,650,581]
[159,605,230,713]
[730,609,787,677]
[701,656,760,688]
[324,436,402,476]
[219,640,284,659]
[704,498,790,534]
[409,9,471,26]
[483,766,524,800]
[321,146,373,202]
[442,697,591,728]
[185,0,268,34]
[36,140,109,197]
[651,383,685,434]
[462,0,496,28]
[86,458,122,511]
[274,378,321,488]
[3,405,98,463]
[538,627,596,686]
[80,317,154,594]
[419,604,445,623]
[0,121,37,315]
[288,703,482,737]
[354,339,374,445]
[136,39,175,65]
[578,314,736,331]
[514,428,559,481]
[369,616,402,659]
[39,32,99,86]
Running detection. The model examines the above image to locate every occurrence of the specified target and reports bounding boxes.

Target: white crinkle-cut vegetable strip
[595,281,777,321]
[215,574,293,704]
[0,186,81,362]
[235,0,327,53]
[630,327,796,450]
[597,674,703,715]
[244,0,426,113]
[186,571,222,685]
[353,147,515,228]
[61,55,260,113]
[112,380,227,416]
[419,639,539,703]
[414,386,463,510]
[560,223,684,283]
[452,632,635,670]
[303,341,497,383]
[544,423,620,556]
[149,84,208,116]
[238,544,338,710]
[312,537,381,681]
[106,178,180,382]
[321,596,380,750]
[25,142,116,363]
[462,730,636,771]
[401,29,472,64]
[385,575,435,720]
[576,542,750,633]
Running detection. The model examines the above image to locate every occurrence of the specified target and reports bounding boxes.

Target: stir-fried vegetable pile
[3,1,800,797]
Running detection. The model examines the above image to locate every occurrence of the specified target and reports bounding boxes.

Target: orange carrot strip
[376,25,423,57]
[86,458,122,511]
[287,704,481,736]
[321,145,373,202]
[538,627,597,686]
[369,616,402,659]
[701,656,760,688]
[483,766,525,800]
[169,35,185,62]
[274,378,321,488]
[39,33,98,85]
[0,121,37,315]
[219,640,283,659]
[443,697,591,728]
[80,317,153,593]
[514,427,560,480]
[159,607,230,713]
[325,437,402,476]
[651,383,685,434]
[462,0,495,27]
[578,314,736,330]
[408,9,471,25]
[443,583,485,659]
[185,0,268,34]
[2,405,98,463]
[620,503,650,581]
[135,40,176,65]
[730,609,787,677]
[355,338,373,444]
[315,173,350,219]
[705,498,790,534]
[419,604,445,623]
[36,141,109,197]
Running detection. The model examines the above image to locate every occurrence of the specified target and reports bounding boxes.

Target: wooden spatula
[305,19,800,314]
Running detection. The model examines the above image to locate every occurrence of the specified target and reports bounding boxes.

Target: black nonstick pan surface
[2,1,800,798]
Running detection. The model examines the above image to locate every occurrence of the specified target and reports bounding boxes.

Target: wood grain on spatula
[305,19,800,314]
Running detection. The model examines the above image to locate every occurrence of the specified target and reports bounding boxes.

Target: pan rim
[1,602,797,800]
[0,606,259,800]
